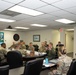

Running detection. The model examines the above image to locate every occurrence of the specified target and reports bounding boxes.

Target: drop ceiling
[0,0,76,31]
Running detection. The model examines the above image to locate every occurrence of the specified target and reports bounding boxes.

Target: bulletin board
[0,32,4,44]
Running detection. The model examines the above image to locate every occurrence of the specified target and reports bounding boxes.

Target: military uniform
[28,46,34,52]
[0,47,7,63]
[46,47,55,59]
[39,46,46,52]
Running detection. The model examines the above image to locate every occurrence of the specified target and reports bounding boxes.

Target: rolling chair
[0,65,9,75]
[7,51,23,69]
[23,58,43,75]
[67,59,76,75]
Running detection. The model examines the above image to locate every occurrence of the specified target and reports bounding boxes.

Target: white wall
[66,32,74,53]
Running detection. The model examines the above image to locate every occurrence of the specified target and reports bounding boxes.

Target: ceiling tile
[65,6,76,15]
[10,14,31,20]
[0,14,11,18]
[52,0,76,9]
[50,10,71,17]
[40,0,62,4]
[2,0,24,4]
[53,12,76,22]
[36,5,60,13]
[19,0,47,9]
[0,1,14,12]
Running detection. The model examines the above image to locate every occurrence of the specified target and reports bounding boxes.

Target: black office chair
[25,45,29,50]
[67,59,76,75]
[33,45,39,51]
[23,58,43,75]
[7,51,23,69]
[0,65,9,75]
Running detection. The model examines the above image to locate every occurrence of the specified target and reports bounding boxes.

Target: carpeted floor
[67,52,73,58]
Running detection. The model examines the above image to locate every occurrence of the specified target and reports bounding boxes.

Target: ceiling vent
[0,10,21,17]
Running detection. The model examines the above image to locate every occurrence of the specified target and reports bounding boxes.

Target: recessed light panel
[55,19,75,24]
[66,29,74,31]
[0,18,15,22]
[15,27,29,29]
[31,24,47,27]
[8,5,44,16]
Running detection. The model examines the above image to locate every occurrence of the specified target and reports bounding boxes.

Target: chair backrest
[23,58,43,75]
[7,51,23,69]
[33,45,39,51]
[0,65,9,75]
[67,59,76,75]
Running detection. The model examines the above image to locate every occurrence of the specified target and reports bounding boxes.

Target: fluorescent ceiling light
[31,24,47,27]
[55,19,75,24]
[66,29,74,31]
[0,18,15,22]
[4,29,16,31]
[8,5,44,16]
[15,27,29,29]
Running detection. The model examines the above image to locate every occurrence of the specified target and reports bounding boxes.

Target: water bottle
[45,57,48,64]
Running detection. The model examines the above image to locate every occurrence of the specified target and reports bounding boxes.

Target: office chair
[67,59,76,75]
[23,58,43,75]
[0,65,9,75]
[33,44,39,51]
[7,51,23,69]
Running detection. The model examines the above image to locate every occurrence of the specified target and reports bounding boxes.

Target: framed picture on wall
[33,35,40,42]
[0,32,4,44]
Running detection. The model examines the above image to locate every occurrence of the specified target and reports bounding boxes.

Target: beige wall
[0,29,60,49]
[1,29,74,54]
[0,31,25,49]
[23,29,52,47]
[66,32,74,53]
[51,30,60,47]
[74,27,76,58]
[24,29,60,48]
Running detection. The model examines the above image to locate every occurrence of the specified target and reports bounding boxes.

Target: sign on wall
[0,32,4,44]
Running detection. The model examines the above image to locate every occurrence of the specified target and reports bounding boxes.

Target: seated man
[19,40,26,50]
[39,42,46,52]
[58,44,66,56]
[14,44,27,56]
[28,42,34,52]
[46,42,55,59]
[0,43,7,65]
[56,41,61,47]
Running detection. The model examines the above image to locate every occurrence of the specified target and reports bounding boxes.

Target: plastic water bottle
[45,57,48,64]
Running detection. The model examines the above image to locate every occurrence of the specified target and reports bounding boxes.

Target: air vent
[0,10,21,17]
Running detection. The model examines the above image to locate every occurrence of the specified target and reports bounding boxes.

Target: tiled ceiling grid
[0,0,75,30]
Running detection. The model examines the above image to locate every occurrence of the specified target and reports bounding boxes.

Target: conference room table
[22,50,47,62]
[7,49,47,62]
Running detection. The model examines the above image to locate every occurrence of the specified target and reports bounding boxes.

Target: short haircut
[1,43,6,46]
[49,42,53,46]
[20,40,23,42]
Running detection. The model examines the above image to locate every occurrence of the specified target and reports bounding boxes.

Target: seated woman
[38,42,46,52]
